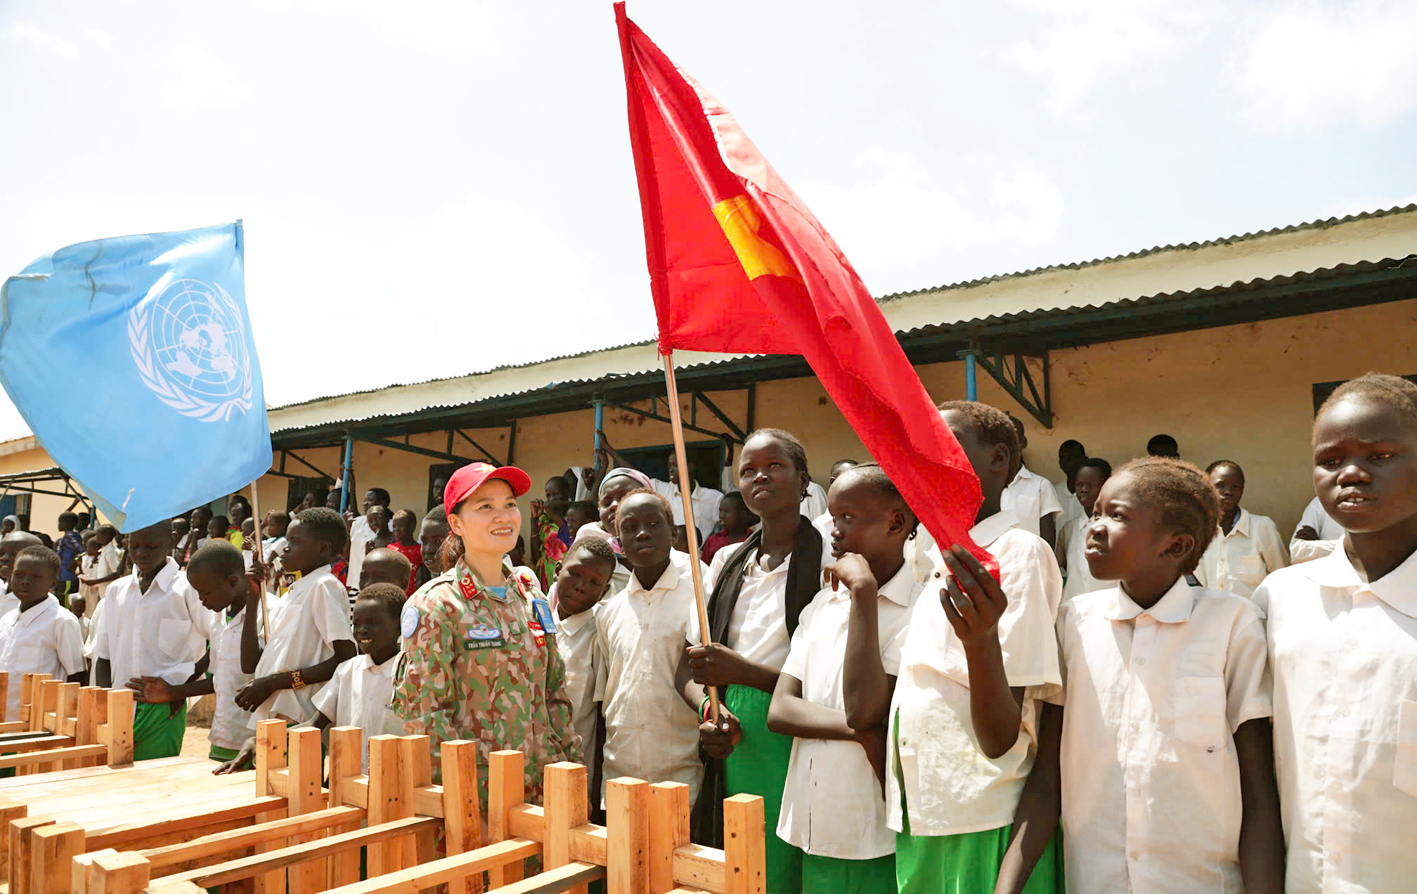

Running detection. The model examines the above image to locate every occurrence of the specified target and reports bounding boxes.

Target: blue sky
[2,0,1415,441]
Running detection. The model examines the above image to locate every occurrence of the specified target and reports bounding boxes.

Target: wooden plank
[8,815,54,891]
[253,720,286,798]
[366,735,411,877]
[325,727,364,888]
[28,821,83,894]
[89,850,151,894]
[647,782,690,894]
[0,799,27,882]
[721,795,765,894]
[0,736,74,754]
[487,751,524,887]
[399,736,432,870]
[164,817,438,888]
[70,848,113,894]
[0,672,8,723]
[139,806,365,871]
[506,806,545,843]
[471,862,603,894]
[567,826,606,868]
[605,779,648,894]
[542,763,588,894]
[0,744,107,771]
[670,845,727,894]
[316,839,541,894]
[102,690,132,767]
[87,799,286,852]
[287,727,326,894]
[440,740,483,894]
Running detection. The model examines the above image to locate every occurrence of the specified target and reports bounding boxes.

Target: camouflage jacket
[392,559,581,803]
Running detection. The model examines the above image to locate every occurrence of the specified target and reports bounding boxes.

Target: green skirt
[802,851,897,893]
[896,818,1062,894]
[208,744,240,762]
[724,685,801,894]
[133,701,187,762]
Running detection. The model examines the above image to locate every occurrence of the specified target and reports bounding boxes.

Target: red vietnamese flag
[615,3,994,574]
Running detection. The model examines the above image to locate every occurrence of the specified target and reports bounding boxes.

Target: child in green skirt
[848,401,1064,893]
[767,464,923,892]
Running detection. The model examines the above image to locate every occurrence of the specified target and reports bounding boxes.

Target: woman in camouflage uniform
[392,462,579,804]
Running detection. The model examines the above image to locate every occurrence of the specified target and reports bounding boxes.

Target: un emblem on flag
[127,279,254,422]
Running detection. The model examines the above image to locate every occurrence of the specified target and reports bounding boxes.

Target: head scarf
[2,516,18,532]
[597,467,653,498]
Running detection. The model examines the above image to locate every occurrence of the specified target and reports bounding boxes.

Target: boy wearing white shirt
[1202,460,1288,599]
[1000,417,1063,547]
[1056,458,1111,602]
[347,489,391,592]
[131,541,261,762]
[549,538,617,798]
[236,508,356,724]
[594,491,707,804]
[768,465,922,890]
[1051,439,1087,527]
[310,584,405,772]
[93,521,209,761]
[0,546,84,721]
[0,531,40,619]
[650,460,724,539]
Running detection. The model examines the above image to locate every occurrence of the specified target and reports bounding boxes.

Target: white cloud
[85,28,113,47]
[3,22,79,59]
[290,0,495,53]
[1232,1,1417,131]
[163,47,250,112]
[795,150,1064,277]
[1003,0,1213,113]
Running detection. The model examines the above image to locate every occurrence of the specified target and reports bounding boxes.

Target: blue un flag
[0,222,272,532]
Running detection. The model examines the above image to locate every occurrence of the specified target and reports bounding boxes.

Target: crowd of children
[0,370,1410,892]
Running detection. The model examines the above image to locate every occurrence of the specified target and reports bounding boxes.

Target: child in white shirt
[1001,457,1280,893]
[1253,373,1417,892]
[0,546,84,720]
[1203,460,1288,598]
[236,509,355,723]
[855,401,1063,893]
[594,491,706,804]
[767,465,922,890]
[999,417,1063,547]
[549,538,617,797]
[131,541,261,762]
[1055,458,1111,601]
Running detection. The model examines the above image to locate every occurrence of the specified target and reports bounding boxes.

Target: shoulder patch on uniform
[400,603,421,638]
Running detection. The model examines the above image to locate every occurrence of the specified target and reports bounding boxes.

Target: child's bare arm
[766,673,855,740]
[995,702,1062,894]
[1236,718,1284,893]
[240,579,265,674]
[941,546,1025,758]
[835,554,890,730]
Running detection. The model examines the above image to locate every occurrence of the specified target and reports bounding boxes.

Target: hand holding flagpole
[661,352,720,724]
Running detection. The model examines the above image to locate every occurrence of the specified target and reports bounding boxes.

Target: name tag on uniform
[531,598,557,635]
[463,623,505,651]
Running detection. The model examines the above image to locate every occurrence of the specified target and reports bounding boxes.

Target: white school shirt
[1056,514,1105,602]
[999,465,1064,537]
[1053,478,1083,526]
[651,479,724,536]
[1289,496,1346,565]
[312,653,402,773]
[0,597,85,721]
[263,537,287,565]
[1206,508,1288,599]
[595,556,708,804]
[1254,543,1417,893]
[799,481,828,522]
[1053,579,1271,893]
[195,605,260,752]
[777,566,922,860]
[99,541,123,578]
[551,584,600,762]
[346,516,390,598]
[888,509,1063,835]
[686,540,830,672]
[93,558,208,689]
[0,581,14,621]
[252,565,354,723]
[83,597,104,660]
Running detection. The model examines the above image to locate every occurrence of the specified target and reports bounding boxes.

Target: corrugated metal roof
[878,203,1417,304]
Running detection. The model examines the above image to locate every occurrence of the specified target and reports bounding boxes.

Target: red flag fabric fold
[615,2,995,574]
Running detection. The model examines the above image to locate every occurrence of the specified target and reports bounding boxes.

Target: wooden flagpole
[247,483,271,637]
[662,352,720,723]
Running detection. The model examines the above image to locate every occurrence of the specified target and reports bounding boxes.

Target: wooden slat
[506,807,544,846]
[366,735,412,877]
[542,763,588,894]
[648,782,690,893]
[671,844,728,894]
[287,727,326,894]
[0,746,110,771]
[474,862,604,894]
[85,798,286,852]
[139,806,365,871]
[440,740,483,894]
[28,821,83,894]
[8,815,55,891]
[161,816,438,888]
[605,778,647,894]
[722,795,765,894]
[89,850,151,894]
[101,690,132,767]
[0,799,28,882]
[319,838,541,894]
[326,727,364,888]
[488,750,525,887]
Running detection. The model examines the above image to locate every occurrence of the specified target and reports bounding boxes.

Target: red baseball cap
[444,462,533,512]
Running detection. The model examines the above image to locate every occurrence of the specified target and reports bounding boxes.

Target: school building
[2,203,1415,540]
